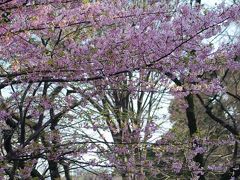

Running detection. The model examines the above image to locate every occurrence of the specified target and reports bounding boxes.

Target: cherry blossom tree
[0,0,240,179]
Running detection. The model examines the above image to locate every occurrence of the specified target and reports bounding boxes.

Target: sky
[202,0,236,7]
[202,0,220,6]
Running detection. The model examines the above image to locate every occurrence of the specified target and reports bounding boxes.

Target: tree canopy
[0,0,239,179]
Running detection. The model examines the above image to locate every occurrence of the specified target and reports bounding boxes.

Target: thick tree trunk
[185,95,197,137]
[48,160,61,180]
[41,133,61,180]
[185,94,205,180]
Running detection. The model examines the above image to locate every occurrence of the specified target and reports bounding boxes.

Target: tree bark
[48,160,61,180]
[185,94,205,180]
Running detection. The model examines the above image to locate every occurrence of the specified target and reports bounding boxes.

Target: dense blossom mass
[0,0,239,179]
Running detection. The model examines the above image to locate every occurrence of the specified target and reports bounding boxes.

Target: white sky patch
[202,0,221,7]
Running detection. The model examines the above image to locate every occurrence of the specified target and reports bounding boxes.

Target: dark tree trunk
[48,160,61,180]
[185,94,205,180]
